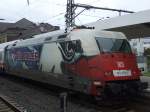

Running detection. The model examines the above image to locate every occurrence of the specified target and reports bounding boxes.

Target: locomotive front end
[86,31,148,97]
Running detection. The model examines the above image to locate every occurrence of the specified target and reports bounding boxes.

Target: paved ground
[140,76,150,88]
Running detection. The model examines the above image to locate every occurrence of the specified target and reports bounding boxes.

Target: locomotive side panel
[4,43,68,88]
[4,38,93,94]
[0,50,4,71]
[38,40,92,93]
[40,42,63,74]
[38,42,71,89]
[5,44,43,71]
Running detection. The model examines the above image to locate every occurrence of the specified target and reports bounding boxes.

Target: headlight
[105,71,112,76]
[93,81,102,86]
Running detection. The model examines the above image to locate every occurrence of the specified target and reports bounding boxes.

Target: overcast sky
[0,0,150,28]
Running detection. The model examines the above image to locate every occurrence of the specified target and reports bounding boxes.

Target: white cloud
[0,0,150,28]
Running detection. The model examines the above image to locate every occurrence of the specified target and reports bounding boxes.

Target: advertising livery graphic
[58,40,83,75]
[7,45,42,70]
[58,40,83,63]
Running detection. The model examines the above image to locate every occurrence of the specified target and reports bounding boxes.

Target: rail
[0,94,27,112]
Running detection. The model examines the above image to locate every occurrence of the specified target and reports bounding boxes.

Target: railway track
[68,93,135,112]
[70,90,150,112]
[0,94,27,112]
[99,91,150,112]
[1,74,150,112]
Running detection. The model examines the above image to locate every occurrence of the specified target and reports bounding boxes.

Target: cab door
[58,40,83,88]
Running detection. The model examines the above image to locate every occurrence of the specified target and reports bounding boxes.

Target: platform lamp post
[60,92,68,112]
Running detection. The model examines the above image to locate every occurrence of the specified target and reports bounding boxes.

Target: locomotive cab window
[0,53,2,61]
[74,40,83,53]
[95,37,132,53]
[58,34,67,39]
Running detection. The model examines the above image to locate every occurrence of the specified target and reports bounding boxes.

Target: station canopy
[87,9,150,39]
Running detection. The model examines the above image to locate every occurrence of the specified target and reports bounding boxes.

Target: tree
[144,48,150,56]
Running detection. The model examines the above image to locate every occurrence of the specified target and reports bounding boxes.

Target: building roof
[0,18,60,42]
[0,18,59,33]
[87,9,150,39]
[0,22,13,32]
[15,18,36,28]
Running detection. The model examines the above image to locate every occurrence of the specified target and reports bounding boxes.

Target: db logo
[117,61,125,68]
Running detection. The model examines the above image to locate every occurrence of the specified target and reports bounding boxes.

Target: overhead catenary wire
[49,13,65,20]
[65,0,134,30]
[76,17,82,25]
[25,0,66,24]
[43,12,65,23]
[74,3,134,13]
[86,0,101,5]
[80,14,103,18]
[26,0,134,30]
[27,0,30,5]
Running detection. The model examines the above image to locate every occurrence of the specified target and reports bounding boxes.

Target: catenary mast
[65,0,134,32]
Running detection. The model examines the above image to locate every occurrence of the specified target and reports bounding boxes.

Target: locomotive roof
[7,30,65,49]
[6,29,126,49]
[69,29,126,40]
[0,40,21,50]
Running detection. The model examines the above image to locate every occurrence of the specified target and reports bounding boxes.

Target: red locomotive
[0,29,147,97]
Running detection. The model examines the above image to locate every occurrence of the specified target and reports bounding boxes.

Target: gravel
[0,74,149,112]
[0,74,97,112]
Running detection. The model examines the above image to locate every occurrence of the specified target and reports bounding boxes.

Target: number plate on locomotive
[113,70,131,77]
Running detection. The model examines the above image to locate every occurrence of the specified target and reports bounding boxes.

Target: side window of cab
[73,40,83,53]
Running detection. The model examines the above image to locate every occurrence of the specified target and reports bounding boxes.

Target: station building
[0,18,59,43]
